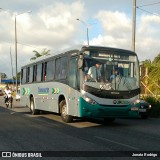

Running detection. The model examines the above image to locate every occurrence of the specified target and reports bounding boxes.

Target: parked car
[16,89,20,101]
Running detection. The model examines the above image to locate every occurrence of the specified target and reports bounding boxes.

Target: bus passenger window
[44,62,47,81]
[41,63,44,81]
[55,57,68,80]
[21,69,23,83]
[22,68,26,84]
[33,65,37,82]
[46,61,54,81]
[55,58,61,80]
[26,67,30,83]
[36,63,42,82]
[61,57,67,79]
[29,66,33,83]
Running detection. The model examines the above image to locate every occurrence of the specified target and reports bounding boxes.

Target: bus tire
[60,100,73,123]
[30,97,38,115]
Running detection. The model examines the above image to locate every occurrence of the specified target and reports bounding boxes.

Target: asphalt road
[0,97,160,160]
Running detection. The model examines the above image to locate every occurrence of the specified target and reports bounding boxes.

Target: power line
[3,41,49,50]
[136,7,160,17]
[17,42,49,49]
[138,1,160,7]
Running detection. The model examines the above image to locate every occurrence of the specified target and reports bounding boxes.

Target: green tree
[141,53,160,96]
[149,53,160,95]
[0,73,7,79]
[152,53,160,65]
[30,48,50,60]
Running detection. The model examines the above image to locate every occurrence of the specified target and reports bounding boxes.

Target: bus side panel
[21,95,28,107]
[21,83,81,116]
[32,83,59,112]
[21,85,30,107]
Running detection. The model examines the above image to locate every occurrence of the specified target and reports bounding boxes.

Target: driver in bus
[86,62,102,82]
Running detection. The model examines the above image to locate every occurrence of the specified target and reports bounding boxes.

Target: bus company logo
[38,87,49,95]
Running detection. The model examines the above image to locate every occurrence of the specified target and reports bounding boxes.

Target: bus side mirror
[78,54,83,69]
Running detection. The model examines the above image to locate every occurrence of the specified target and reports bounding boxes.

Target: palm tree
[30,48,50,60]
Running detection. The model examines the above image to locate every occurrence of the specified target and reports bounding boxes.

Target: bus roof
[22,45,137,67]
[81,46,137,56]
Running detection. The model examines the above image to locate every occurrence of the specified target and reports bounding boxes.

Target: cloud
[136,15,160,60]
[90,10,160,61]
[96,11,131,37]
[90,10,132,49]
[0,1,85,77]
[24,1,85,46]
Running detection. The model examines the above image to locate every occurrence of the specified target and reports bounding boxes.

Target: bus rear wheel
[30,97,39,115]
[60,100,73,123]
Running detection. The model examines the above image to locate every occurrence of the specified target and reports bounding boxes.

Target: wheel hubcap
[30,101,33,111]
[62,104,67,118]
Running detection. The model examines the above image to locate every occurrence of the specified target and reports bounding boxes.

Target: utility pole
[10,46,14,87]
[15,11,31,92]
[77,18,89,46]
[132,0,136,52]
[15,16,18,92]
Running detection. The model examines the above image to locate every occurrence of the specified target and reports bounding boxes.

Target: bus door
[68,56,79,116]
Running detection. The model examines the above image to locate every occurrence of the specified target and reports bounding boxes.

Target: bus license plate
[139,109,146,112]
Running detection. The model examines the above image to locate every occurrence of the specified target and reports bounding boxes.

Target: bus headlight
[82,96,97,105]
[132,99,140,105]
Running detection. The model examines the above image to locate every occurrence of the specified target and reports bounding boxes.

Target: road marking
[95,136,139,150]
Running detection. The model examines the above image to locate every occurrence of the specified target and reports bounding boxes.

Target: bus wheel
[104,118,115,123]
[60,100,73,123]
[30,97,38,115]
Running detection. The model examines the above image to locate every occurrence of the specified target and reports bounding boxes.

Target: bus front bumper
[79,97,139,118]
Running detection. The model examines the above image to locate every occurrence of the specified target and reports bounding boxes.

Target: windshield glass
[82,50,139,91]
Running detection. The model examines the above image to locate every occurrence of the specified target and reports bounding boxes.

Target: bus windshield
[82,50,139,91]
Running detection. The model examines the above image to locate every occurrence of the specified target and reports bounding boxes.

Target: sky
[0,0,160,78]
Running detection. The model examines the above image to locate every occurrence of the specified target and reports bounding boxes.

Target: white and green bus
[21,45,141,123]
